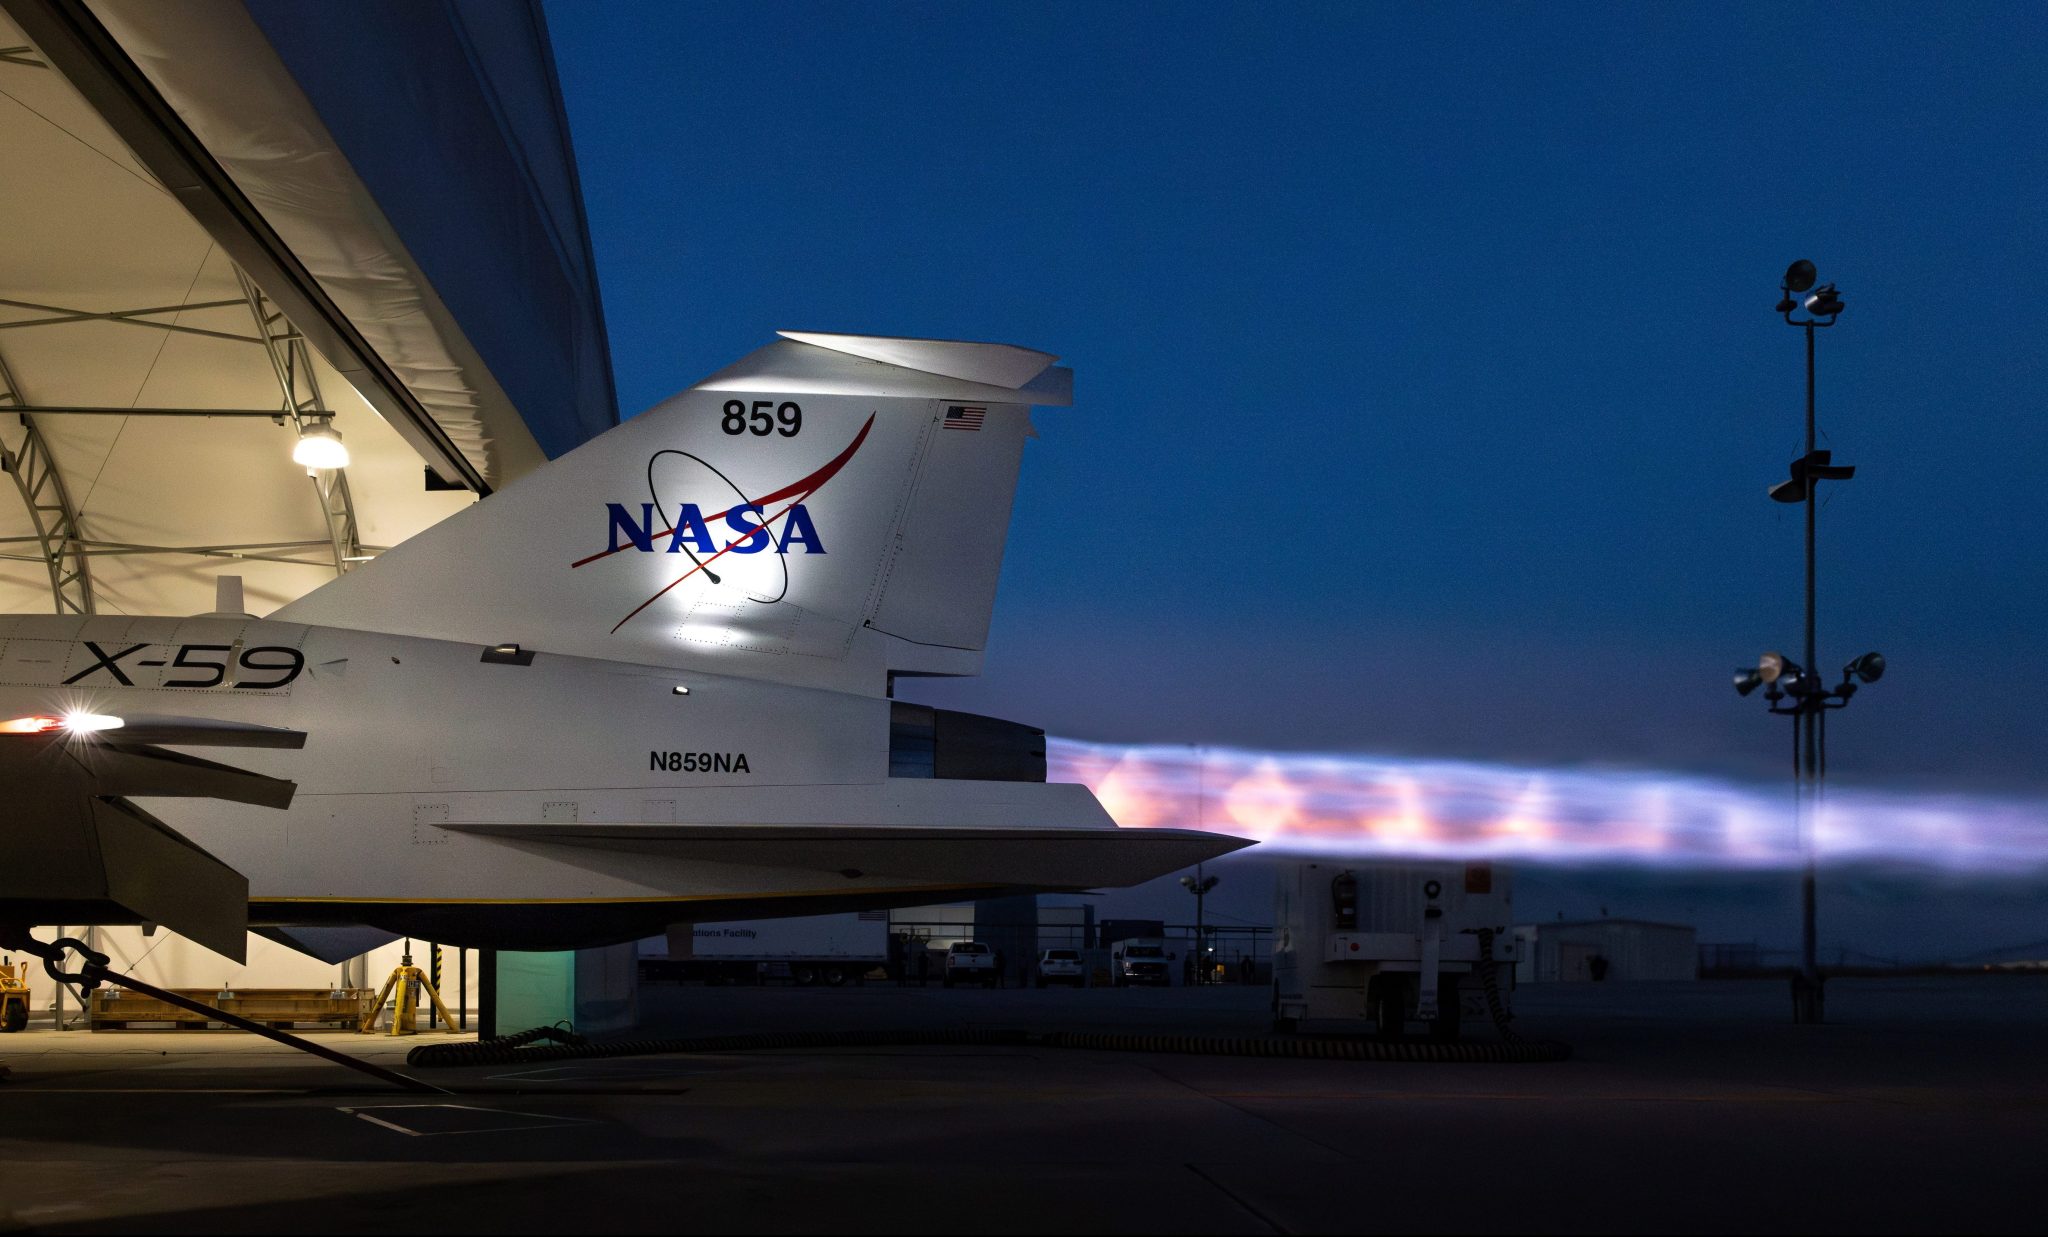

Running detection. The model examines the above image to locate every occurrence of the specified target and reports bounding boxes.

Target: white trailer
[649,912,891,986]
[1273,860,1518,1039]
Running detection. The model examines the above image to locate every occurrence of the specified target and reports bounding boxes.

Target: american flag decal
[943,404,987,432]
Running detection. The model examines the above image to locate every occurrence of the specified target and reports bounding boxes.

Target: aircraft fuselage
[0,611,1134,948]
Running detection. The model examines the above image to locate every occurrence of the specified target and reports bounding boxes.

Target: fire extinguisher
[1331,870,1359,931]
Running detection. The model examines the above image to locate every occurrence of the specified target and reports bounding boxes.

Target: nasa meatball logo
[573,414,873,632]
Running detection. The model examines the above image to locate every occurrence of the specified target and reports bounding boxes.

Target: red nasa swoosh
[573,414,874,633]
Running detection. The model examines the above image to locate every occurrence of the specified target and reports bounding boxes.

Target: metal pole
[478,948,497,1040]
[458,947,468,1032]
[1799,320,1822,1021]
[52,926,64,1031]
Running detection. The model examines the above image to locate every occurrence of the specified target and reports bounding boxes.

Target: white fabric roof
[88,0,547,488]
[0,3,552,617]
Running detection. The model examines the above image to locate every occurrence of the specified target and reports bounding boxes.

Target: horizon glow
[1049,738,2048,873]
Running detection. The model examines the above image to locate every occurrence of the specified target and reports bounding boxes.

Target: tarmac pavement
[0,976,2040,1233]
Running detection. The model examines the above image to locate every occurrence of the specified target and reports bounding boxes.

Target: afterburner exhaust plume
[1050,739,2048,873]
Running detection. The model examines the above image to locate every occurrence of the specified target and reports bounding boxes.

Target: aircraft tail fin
[276,333,1071,690]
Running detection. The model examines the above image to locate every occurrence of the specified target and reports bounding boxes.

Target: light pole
[1180,866,1218,985]
[1730,259,1884,1024]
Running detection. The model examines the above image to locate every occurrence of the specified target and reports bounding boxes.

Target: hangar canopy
[0,0,615,619]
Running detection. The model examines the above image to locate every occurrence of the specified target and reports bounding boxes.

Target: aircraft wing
[0,716,305,961]
[438,823,1250,890]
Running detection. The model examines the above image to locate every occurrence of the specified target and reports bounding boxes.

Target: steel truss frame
[0,295,262,344]
[236,268,363,575]
[0,347,94,614]
[0,536,384,568]
[0,270,371,615]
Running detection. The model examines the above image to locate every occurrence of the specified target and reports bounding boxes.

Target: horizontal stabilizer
[440,823,1251,890]
[775,332,1058,389]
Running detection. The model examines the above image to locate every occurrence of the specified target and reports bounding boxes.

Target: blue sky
[548,3,2048,794]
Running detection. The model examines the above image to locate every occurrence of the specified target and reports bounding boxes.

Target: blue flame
[1049,738,2048,872]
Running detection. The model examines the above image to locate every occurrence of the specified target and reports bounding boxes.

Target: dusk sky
[548,3,2048,798]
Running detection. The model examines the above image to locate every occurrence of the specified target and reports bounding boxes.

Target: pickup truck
[942,941,998,988]
[1110,938,1176,987]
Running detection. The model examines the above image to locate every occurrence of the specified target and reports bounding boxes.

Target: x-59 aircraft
[0,333,1246,962]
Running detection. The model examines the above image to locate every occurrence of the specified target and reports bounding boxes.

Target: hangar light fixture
[672,685,691,695]
[292,419,350,470]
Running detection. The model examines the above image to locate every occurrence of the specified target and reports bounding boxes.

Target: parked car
[1035,948,1085,988]
[943,940,997,988]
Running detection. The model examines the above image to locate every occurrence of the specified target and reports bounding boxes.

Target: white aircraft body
[0,334,1245,960]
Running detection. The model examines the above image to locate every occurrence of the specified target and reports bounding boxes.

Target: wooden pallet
[89,987,373,1031]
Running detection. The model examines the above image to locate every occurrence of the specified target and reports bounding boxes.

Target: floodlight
[1759,652,1809,691]
[1783,260,1818,293]
[62,711,123,734]
[1769,473,1810,504]
[292,420,350,469]
[1844,651,1886,683]
[1804,283,1844,316]
[1733,668,1764,696]
[1770,449,1855,503]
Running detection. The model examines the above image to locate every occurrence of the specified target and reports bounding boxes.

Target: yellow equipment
[358,952,458,1036]
[2,956,31,1033]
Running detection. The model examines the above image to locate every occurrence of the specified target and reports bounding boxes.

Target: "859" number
[721,400,801,437]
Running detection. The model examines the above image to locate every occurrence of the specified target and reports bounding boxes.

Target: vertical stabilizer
[274,334,1072,692]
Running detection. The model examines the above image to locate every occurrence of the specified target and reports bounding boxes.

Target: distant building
[1513,919,1697,982]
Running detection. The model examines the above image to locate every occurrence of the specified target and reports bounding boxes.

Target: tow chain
[0,926,445,1093]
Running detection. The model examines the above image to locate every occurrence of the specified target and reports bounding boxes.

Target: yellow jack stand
[360,952,459,1035]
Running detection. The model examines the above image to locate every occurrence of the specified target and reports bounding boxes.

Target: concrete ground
[0,976,2041,1234]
